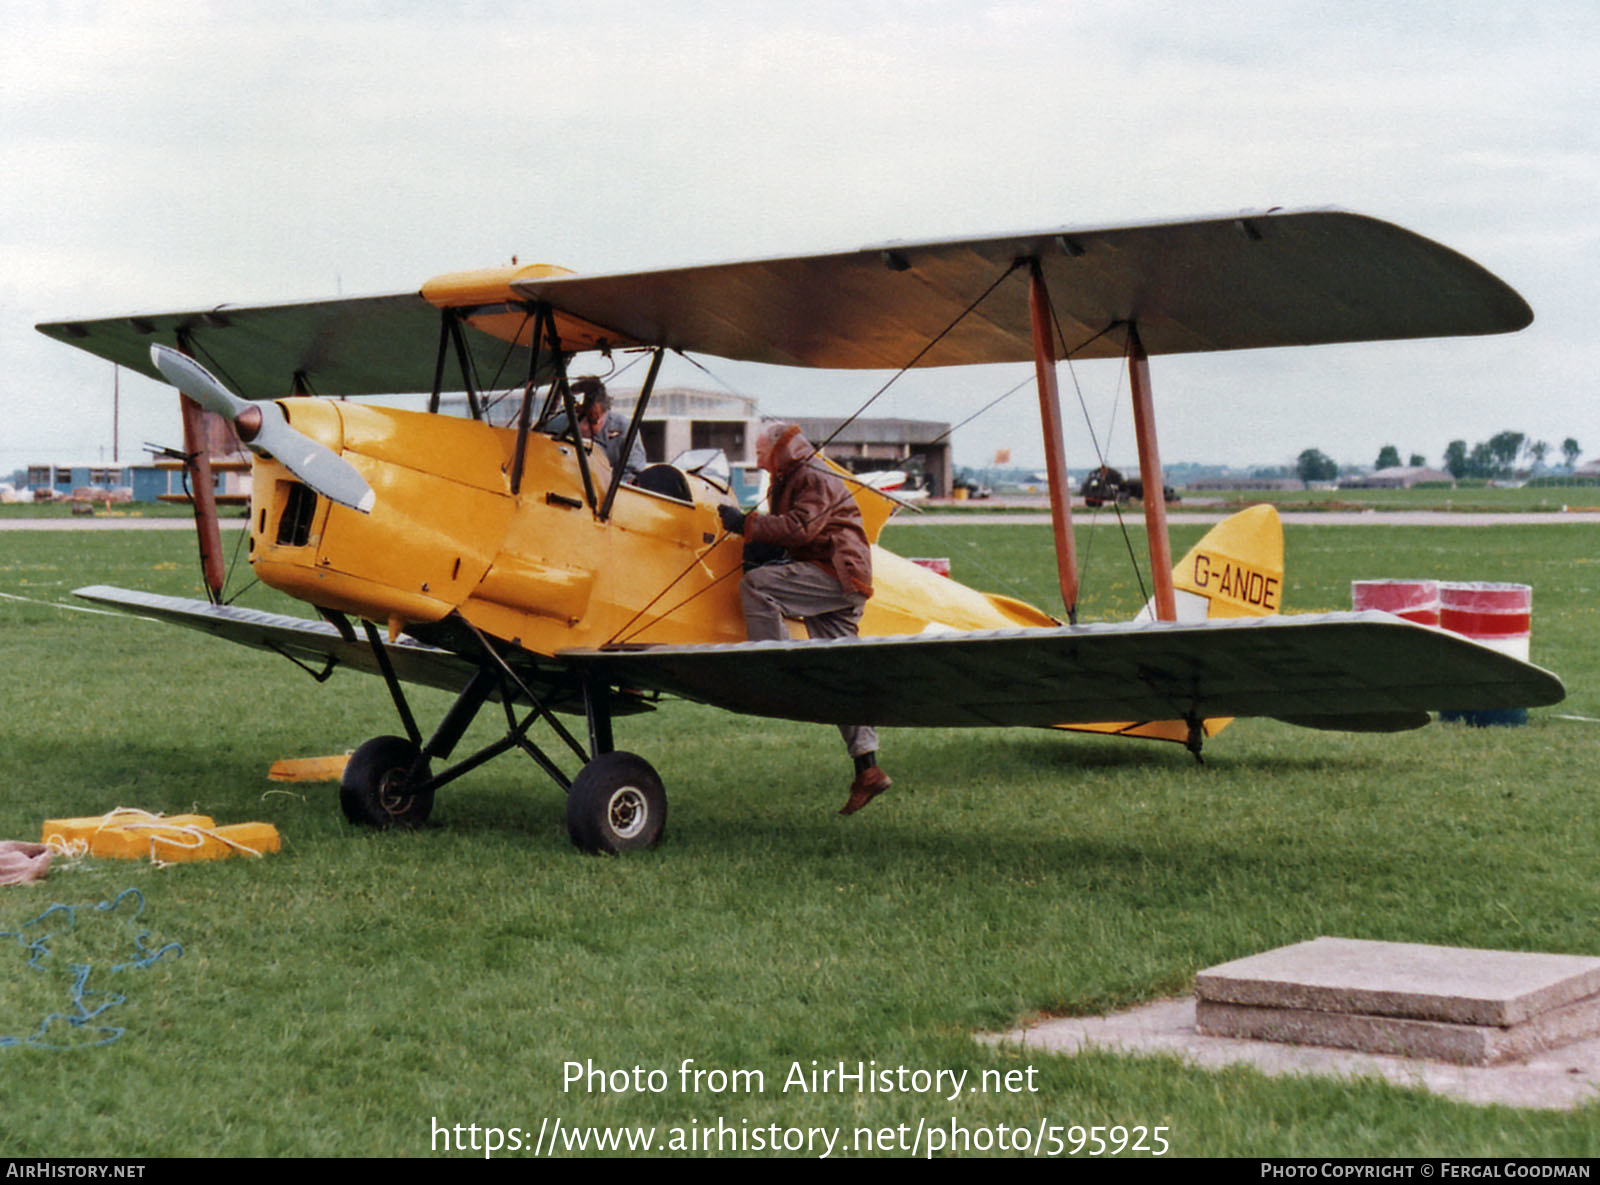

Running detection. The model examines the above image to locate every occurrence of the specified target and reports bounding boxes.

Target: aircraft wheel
[340,736,434,828]
[566,752,666,854]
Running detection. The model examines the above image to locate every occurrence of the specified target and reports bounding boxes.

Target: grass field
[0,502,204,519]
[1,519,1596,1157]
[1202,485,1600,515]
[843,483,1599,515]
[6,478,1597,522]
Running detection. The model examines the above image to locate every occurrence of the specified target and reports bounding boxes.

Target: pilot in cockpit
[548,377,646,481]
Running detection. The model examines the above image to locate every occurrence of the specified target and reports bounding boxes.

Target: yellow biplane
[37,209,1563,852]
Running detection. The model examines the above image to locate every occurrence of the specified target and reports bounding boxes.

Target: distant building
[22,460,248,504]
[442,386,952,495]
[1338,465,1452,489]
[791,417,953,498]
[23,462,163,502]
[442,385,760,464]
[610,387,759,465]
[1187,477,1303,491]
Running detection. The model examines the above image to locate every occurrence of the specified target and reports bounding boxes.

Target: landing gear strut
[346,617,667,853]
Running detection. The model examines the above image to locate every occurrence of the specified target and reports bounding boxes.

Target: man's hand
[718,504,749,534]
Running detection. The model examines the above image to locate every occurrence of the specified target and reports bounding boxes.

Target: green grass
[1,522,1596,1156]
[0,501,206,519]
[6,479,1595,522]
[1200,485,1599,514]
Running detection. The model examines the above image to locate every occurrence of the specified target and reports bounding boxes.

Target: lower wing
[74,585,474,693]
[560,612,1563,730]
[75,586,1563,734]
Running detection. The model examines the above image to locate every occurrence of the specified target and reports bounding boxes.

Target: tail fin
[1058,504,1283,745]
[1141,503,1284,622]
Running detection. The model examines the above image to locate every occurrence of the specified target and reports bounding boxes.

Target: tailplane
[1058,504,1283,745]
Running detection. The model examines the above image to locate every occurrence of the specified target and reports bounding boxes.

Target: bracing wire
[609,552,747,647]
[811,258,1025,457]
[220,521,252,604]
[478,312,535,419]
[602,532,737,647]
[1044,306,1150,613]
[889,318,1132,616]
[604,259,1071,640]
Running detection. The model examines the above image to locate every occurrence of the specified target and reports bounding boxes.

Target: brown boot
[839,767,892,816]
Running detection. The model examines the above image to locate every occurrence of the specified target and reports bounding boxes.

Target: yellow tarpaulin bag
[42,810,279,863]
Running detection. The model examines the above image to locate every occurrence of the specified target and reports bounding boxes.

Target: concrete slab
[985,998,1600,1110]
[1195,937,1600,1026]
[1196,991,1600,1065]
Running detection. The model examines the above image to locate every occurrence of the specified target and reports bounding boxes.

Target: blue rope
[0,887,183,1050]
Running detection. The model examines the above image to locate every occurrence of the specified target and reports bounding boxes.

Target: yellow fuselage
[247,400,1056,655]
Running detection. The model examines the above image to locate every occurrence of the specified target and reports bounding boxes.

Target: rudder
[1058,504,1283,745]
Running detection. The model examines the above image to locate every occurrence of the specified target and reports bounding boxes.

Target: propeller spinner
[150,345,375,514]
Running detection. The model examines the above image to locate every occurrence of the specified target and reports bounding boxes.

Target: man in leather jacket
[718,422,891,816]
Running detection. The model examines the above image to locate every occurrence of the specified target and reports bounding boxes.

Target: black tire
[566,752,666,854]
[340,735,434,828]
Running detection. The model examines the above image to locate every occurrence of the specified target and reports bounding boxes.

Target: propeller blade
[149,345,375,514]
[150,344,250,420]
[249,406,376,514]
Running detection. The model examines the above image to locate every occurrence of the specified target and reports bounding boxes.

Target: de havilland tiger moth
[36,209,1563,852]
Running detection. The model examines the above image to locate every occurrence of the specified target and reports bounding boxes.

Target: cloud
[2,1,1594,470]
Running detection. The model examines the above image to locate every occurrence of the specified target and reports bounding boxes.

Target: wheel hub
[606,785,648,840]
[378,770,415,816]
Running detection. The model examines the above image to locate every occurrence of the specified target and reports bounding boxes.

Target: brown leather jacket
[744,426,874,597]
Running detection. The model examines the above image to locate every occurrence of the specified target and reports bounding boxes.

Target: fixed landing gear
[347,617,666,853]
[339,735,435,828]
[566,752,666,853]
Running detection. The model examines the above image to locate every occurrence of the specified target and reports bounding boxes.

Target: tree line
[1439,433,1581,480]
[1294,434,1582,483]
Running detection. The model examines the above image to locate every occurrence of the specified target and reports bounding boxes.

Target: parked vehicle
[1078,465,1177,507]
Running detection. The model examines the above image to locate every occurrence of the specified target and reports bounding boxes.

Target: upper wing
[38,210,1530,395]
[559,612,1563,729]
[38,293,468,400]
[513,209,1531,367]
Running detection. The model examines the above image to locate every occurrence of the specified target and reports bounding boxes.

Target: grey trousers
[739,561,879,758]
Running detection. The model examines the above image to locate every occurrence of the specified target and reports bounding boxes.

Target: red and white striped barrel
[1439,582,1533,726]
[1351,579,1440,626]
[1439,582,1532,657]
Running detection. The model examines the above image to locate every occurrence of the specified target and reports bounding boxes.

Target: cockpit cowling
[249,399,514,630]
[246,400,750,652]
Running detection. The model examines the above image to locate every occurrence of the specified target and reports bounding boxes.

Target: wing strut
[1127,324,1176,621]
[1027,263,1078,619]
[449,312,484,421]
[424,309,484,419]
[598,347,662,522]
[510,302,551,495]
[427,313,451,414]
[174,332,225,602]
[546,318,599,511]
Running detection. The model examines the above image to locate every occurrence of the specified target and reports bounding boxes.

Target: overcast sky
[3,0,1595,475]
